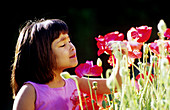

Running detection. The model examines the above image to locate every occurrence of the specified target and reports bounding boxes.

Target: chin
[67,60,78,69]
[72,60,78,67]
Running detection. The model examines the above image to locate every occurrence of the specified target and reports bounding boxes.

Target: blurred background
[2,1,170,109]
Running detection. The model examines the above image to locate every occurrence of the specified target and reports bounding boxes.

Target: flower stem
[88,76,95,110]
[84,96,88,110]
[94,90,98,104]
[70,77,83,110]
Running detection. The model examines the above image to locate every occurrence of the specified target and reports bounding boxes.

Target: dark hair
[11,19,68,97]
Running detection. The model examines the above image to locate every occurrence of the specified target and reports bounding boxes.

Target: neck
[46,69,65,88]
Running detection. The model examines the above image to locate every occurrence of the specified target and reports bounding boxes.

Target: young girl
[11,19,122,110]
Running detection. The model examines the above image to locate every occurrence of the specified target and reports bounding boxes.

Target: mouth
[69,54,77,59]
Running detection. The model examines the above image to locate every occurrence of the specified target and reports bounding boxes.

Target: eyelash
[60,41,71,47]
[60,44,65,47]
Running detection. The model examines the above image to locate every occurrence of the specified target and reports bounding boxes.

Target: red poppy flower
[95,35,112,56]
[127,26,152,43]
[95,31,124,56]
[75,61,103,78]
[164,28,170,39]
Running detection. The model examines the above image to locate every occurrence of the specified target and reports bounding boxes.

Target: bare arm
[76,60,121,95]
[75,57,122,96]
[76,76,110,95]
[12,84,35,110]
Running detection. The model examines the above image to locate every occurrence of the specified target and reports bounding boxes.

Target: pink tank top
[25,79,78,110]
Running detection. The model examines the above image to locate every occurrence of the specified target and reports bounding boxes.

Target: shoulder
[65,78,76,85]
[13,84,35,110]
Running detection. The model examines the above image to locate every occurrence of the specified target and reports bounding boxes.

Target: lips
[69,54,77,58]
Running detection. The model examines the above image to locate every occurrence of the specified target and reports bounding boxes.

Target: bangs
[50,19,69,40]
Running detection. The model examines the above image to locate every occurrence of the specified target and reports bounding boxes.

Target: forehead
[52,33,69,45]
[58,33,69,41]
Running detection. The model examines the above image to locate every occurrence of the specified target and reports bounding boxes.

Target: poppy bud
[92,81,98,90]
[157,19,167,33]
[143,44,148,54]
[60,72,71,79]
[97,58,102,67]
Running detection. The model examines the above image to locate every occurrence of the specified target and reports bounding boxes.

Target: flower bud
[60,72,71,79]
[143,44,148,54]
[92,81,98,90]
[97,58,102,67]
[158,19,167,33]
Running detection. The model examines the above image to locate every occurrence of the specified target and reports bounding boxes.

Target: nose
[70,42,76,51]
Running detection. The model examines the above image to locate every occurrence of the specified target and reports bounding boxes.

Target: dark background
[2,1,170,109]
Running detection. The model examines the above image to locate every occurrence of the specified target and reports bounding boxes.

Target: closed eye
[60,44,66,47]
[60,40,71,47]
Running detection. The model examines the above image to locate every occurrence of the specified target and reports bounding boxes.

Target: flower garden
[62,19,170,110]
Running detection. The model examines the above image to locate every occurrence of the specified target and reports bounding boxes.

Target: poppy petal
[75,63,91,78]
[88,65,103,76]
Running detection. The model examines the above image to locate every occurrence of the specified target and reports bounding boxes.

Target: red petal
[149,42,159,54]
[97,49,104,56]
[131,30,140,39]
[128,51,142,59]
[136,26,152,42]
[88,65,103,76]
[104,31,124,42]
[164,28,170,38]
[75,63,91,78]
[95,35,104,42]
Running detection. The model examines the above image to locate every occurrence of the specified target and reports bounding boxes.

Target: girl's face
[51,33,78,71]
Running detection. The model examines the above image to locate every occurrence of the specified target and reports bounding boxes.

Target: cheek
[52,47,67,58]
[53,50,68,64]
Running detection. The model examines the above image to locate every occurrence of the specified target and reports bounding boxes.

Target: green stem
[70,77,83,110]
[94,90,98,104]
[139,60,154,107]
[101,72,104,79]
[88,76,95,110]
[84,96,88,110]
